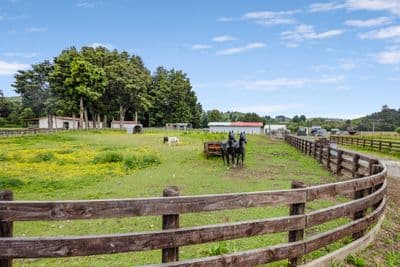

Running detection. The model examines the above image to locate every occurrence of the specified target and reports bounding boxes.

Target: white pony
[163,136,179,146]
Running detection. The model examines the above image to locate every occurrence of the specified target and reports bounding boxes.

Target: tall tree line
[11,46,202,128]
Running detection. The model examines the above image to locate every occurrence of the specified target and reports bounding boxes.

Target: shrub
[0,177,25,189]
[0,153,8,161]
[123,154,160,171]
[395,127,400,135]
[93,151,123,164]
[32,152,54,162]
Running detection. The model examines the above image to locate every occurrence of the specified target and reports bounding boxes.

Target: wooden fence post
[318,144,323,164]
[162,186,180,263]
[336,150,343,175]
[288,181,306,267]
[326,146,331,170]
[352,154,360,178]
[0,190,13,267]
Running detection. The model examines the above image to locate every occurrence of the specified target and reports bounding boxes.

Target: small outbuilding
[166,123,192,131]
[111,121,143,133]
[264,124,287,134]
[208,122,263,134]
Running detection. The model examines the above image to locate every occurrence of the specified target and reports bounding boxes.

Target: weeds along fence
[0,135,387,267]
[331,135,400,154]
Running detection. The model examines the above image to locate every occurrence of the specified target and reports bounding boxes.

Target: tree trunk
[103,114,107,128]
[79,97,84,129]
[119,105,126,130]
[135,111,138,123]
[47,114,52,129]
[92,110,96,129]
[97,114,101,128]
[72,113,76,129]
[84,107,89,129]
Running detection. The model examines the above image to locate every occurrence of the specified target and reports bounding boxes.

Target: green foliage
[93,151,123,164]
[32,152,54,162]
[0,177,25,189]
[123,154,160,171]
[395,127,400,134]
[386,251,400,267]
[353,105,400,131]
[202,242,230,256]
[346,254,366,267]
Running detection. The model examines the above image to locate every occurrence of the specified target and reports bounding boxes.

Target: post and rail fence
[0,135,387,266]
[331,135,400,154]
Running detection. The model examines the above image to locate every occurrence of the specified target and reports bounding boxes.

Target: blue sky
[1,0,400,119]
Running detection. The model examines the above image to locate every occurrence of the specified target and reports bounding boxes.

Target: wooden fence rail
[0,135,387,266]
[0,129,67,138]
[331,135,400,154]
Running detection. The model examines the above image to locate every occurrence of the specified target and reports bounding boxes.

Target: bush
[0,177,25,189]
[395,127,400,134]
[32,152,54,162]
[93,151,123,164]
[123,154,160,171]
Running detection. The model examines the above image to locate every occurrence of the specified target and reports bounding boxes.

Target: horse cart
[204,141,222,159]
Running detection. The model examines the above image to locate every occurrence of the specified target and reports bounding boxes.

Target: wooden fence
[0,135,387,266]
[331,135,400,154]
[0,129,67,138]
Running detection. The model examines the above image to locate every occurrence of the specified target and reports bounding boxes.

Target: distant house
[264,124,287,134]
[166,123,192,131]
[208,122,263,134]
[36,116,103,129]
[111,121,143,133]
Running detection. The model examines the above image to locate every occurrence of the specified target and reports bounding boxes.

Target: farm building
[208,122,263,134]
[166,123,192,131]
[111,120,143,132]
[264,124,287,134]
[35,116,103,129]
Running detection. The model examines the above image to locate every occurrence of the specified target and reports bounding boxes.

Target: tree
[208,109,223,122]
[12,60,53,119]
[149,67,202,127]
[64,57,107,128]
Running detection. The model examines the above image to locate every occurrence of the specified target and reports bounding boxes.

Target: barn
[264,124,287,134]
[208,122,263,134]
[111,120,143,133]
[36,116,103,129]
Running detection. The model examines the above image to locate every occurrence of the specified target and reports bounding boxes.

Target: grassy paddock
[1,130,349,266]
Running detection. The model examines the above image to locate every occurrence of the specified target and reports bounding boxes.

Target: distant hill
[353,105,400,131]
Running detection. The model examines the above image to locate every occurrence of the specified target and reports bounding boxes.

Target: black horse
[234,132,247,166]
[221,131,236,166]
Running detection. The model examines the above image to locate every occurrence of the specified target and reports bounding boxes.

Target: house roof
[208,122,263,127]
[38,116,80,121]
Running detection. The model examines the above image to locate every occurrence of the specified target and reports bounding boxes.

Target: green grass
[0,130,352,266]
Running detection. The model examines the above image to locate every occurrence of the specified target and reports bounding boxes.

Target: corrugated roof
[208,121,263,127]
[231,122,263,127]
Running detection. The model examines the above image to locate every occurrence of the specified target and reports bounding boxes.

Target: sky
[1,0,400,119]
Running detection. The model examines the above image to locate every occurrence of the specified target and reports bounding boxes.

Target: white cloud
[377,49,400,64]
[231,103,304,114]
[310,0,400,15]
[216,42,266,55]
[227,76,345,91]
[281,24,344,46]
[89,43,113,50]
[242,10,300,25]
[25,27,47,32]
[0,60,29,75]
[346,0,400,16]
[192,44,212,50]
[2,52,38,58]
[218,17,234,22]
[309,2,346,12]
[359,25,400,39]
[76,1,97,8]
[212,35,236,42]
[344,17,392,27]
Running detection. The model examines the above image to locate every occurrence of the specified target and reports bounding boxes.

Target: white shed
[38,116,103,129]
[208,122,263,134]
[264,124,287,134]
[111,121,143,133]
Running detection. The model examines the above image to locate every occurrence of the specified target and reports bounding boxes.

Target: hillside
[353,105,400,131]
